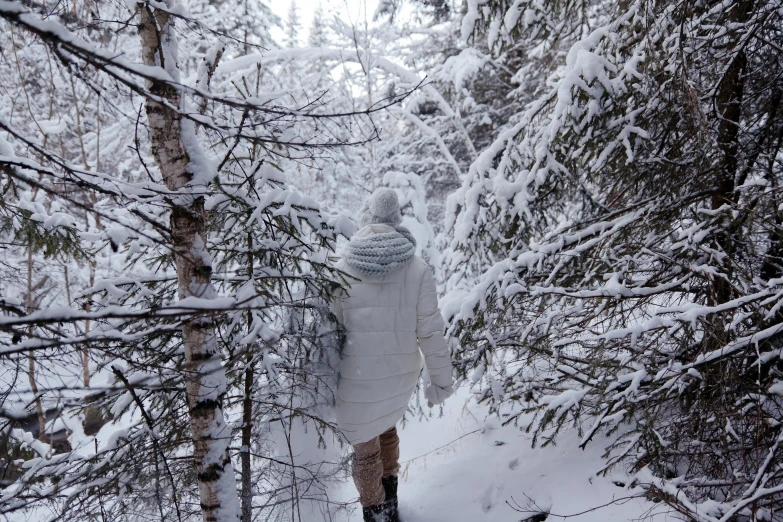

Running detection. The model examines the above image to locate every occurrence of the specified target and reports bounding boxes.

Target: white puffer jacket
[332,238,453,445]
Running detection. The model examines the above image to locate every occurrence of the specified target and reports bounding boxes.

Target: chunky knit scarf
[344,225,416,276]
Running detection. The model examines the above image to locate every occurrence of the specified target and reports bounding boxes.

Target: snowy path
[8,388,676,522]
[330,388,673,522]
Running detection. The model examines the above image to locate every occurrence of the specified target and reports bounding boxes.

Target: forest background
[1,0,782,521]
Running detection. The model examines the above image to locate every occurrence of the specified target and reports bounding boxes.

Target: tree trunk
[26,247,46,443]
[711,0,751,276]
[705,0,750,343]
[82,261,94,387]
[241,233,254,522]
[240,354,254,522]
[138,5,239,522]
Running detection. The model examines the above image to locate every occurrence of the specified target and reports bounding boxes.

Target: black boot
[382,476,400,522]
[362,503,389,522]
[382,475,398,500]
[362,476,400,522]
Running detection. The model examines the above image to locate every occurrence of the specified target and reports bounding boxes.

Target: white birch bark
[137,4,239,521]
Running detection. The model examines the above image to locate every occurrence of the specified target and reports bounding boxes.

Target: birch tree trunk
[137,4,239,522]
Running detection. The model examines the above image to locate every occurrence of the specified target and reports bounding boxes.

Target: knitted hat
[360,188,402,226]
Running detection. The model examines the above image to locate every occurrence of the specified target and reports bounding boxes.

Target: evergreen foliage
[0,0,380,519]
[447,0,783,518]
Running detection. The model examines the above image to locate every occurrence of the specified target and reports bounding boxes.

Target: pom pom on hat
[360,188,402,226]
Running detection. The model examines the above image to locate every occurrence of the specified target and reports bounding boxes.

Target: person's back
[331,189,454,522]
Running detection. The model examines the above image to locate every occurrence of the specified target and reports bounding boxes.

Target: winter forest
[1,0,782,521]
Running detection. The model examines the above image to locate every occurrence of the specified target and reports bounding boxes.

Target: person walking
[331,188,454,522]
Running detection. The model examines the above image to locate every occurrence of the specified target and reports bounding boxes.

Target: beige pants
[351,427,400,507]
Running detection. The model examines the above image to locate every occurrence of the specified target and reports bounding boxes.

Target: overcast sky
[269,0,380,45]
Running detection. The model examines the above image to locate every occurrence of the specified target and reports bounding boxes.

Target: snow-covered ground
[327,387,674,522]
[6,385,676,522]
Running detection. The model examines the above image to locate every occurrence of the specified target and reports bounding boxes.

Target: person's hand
[425,384,454,408]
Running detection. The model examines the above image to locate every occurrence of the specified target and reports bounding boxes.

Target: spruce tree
[446,0,783,518]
